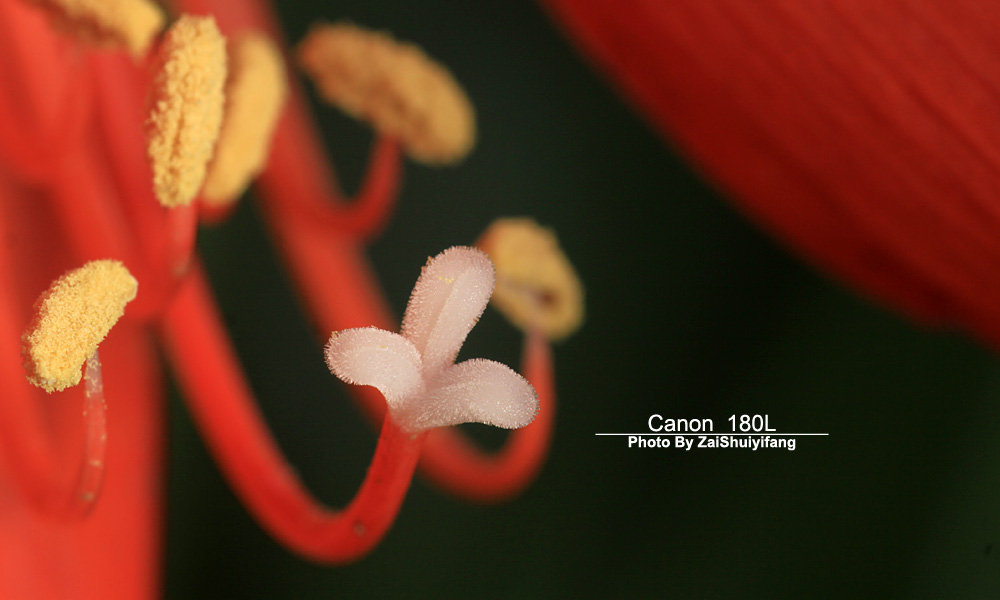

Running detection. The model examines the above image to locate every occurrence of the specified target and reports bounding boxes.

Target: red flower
[0,0,561,596]
[542,0,1000,343]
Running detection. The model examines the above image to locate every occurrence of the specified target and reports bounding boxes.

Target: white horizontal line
[594,433,828,436]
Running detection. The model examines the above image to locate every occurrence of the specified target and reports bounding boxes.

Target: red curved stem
[161,266,425,563]
[280,135,403,241]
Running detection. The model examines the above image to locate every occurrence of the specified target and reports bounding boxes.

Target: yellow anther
[202,32,287,206]
[21,260,137,393]
[30,0,165,56]
[477,218,584,341]
[297,22,476,165]
[147,15,227,208]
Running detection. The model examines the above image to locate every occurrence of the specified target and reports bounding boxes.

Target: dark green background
[168,1,1000,597]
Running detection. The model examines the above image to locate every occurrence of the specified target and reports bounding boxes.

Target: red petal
[543,0,1000,341]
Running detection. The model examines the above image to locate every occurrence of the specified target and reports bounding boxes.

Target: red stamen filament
[278,135,403,242]
[75,350,109,519]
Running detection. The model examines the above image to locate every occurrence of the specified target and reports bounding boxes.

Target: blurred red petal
[542,0,1000,342]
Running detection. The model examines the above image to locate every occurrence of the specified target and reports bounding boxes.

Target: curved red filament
[277,135,403,241]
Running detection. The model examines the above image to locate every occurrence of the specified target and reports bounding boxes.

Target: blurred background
[167,0,1000,597]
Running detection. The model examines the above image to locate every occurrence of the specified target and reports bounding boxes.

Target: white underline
[594,433,829,436]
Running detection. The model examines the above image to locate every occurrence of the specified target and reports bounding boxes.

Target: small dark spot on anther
[353,521,367,537]
[532,288,558,312]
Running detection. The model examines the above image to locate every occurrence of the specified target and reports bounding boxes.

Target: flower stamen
[477,218,584,341]
[202,32,287,206]
[147,15,226,208]
[297,22,476,165]
[75,349,109,516]
[21,260,137,392]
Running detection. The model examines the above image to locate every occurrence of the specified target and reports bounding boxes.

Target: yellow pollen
[202,32,288,206]
[477,218,584,341]
[297,22,476,165]
[147,15,227,208]
[29,0,165,56]
[21,260,138,393]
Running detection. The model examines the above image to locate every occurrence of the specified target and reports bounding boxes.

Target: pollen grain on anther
[147,14,227,208]
[21,260,138,393]
[203,32,287,206]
